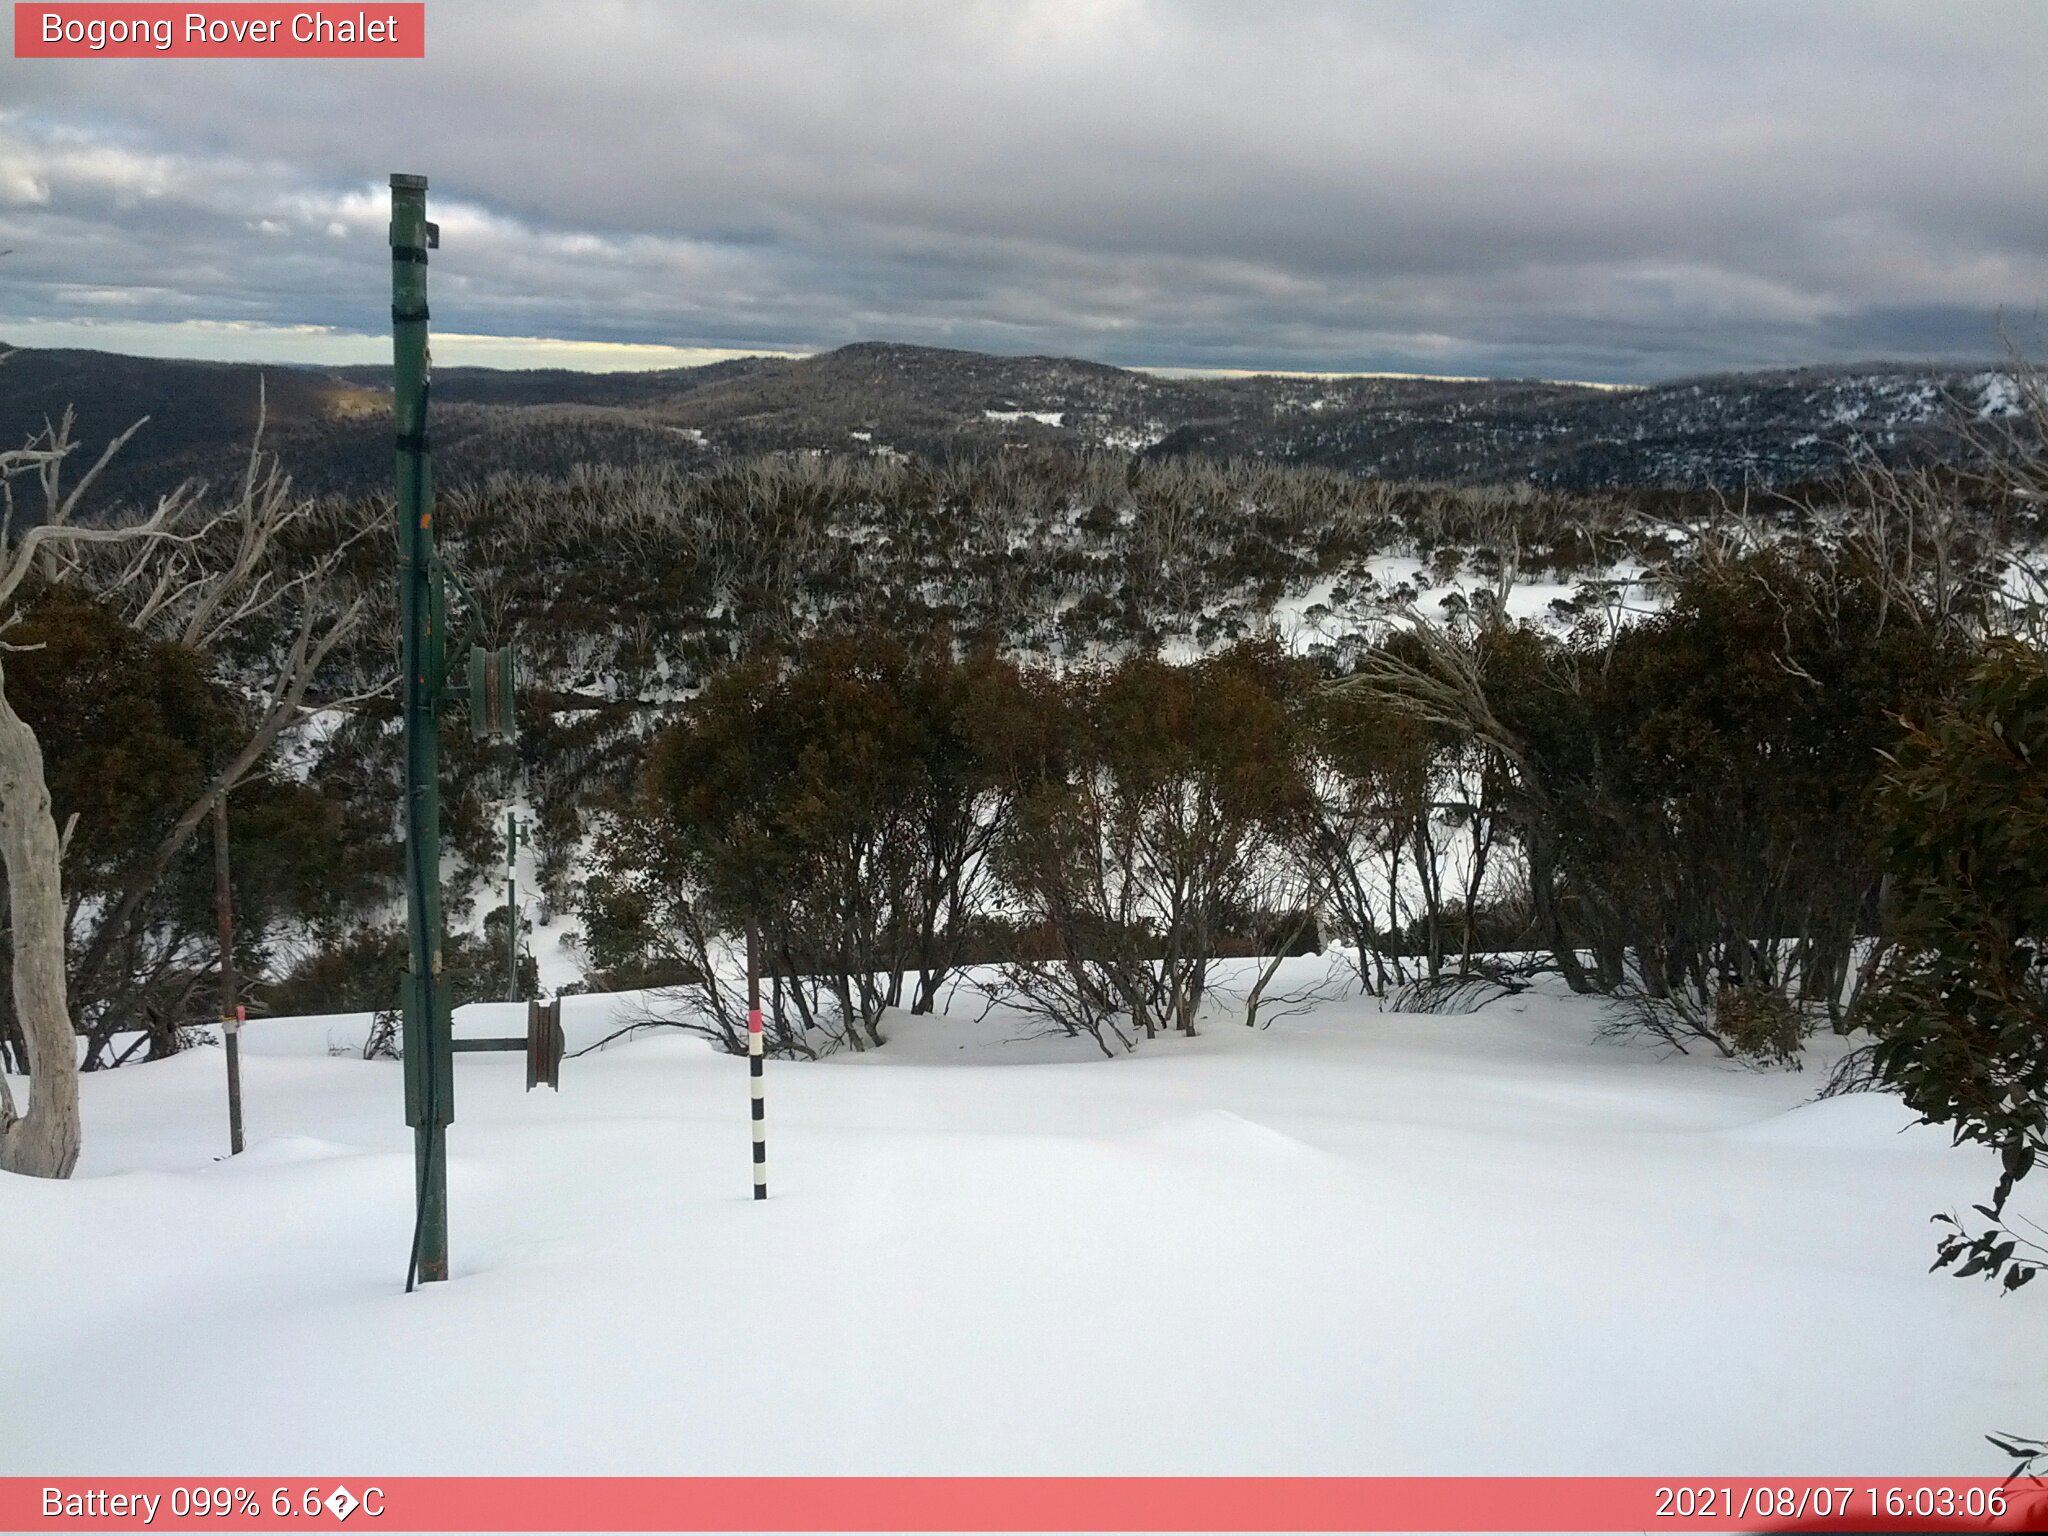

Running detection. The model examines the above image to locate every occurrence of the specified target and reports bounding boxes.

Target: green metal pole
[391,172,452,1288]
[505,811,519,1002]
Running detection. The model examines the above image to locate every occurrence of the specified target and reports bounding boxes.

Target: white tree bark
[0,667,81,1178]
[0,386,378,1174]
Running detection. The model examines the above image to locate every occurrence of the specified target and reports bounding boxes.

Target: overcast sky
[2,1,2044,381]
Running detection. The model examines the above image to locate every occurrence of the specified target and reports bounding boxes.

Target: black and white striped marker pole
[748,928,767,1199]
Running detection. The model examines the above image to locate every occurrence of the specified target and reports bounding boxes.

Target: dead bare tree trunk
[0,383,372,1173]
[0,405,187,1177]
[0,672,80,1177]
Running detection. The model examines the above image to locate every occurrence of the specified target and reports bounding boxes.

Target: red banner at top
[13,4,424,57]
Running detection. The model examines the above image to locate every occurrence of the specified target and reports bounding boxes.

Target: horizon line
[0,317,2005,392]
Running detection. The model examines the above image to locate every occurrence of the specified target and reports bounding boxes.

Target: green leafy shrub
[263,926,535,1018]
[1712,984,1807,1067]
[1866,639,2048,1291]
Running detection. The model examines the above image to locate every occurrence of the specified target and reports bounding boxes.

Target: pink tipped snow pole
[747,926,767,1200]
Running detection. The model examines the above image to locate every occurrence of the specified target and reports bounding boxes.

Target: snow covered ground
[3,963,2037,1476]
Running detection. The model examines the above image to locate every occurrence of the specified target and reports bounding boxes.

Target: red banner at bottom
[7,1477,2047,1533]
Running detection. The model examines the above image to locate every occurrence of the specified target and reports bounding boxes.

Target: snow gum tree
[1346,541,1975,1057]
[591,630,1023,1053]
[989,643,1312,1050]
[0,633,76,1176]
[1289,676,1440,994]
[1866,639,2048,1291]
[0,396,369,1177]
[0,413,181,1177]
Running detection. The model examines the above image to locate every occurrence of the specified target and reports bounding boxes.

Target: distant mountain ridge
[0,338,2020,509]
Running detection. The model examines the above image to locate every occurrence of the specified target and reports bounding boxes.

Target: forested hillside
[0,340,2028,511]
[2,390,2039,1076]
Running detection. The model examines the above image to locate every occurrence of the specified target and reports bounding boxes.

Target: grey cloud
[1,0,2043,381]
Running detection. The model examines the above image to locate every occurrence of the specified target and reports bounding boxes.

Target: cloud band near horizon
[1,1,2043,383]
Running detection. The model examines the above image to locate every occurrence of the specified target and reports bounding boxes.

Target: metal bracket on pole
[468,644,518,740]
[526,998,564,1092]
[442,999,560,1090]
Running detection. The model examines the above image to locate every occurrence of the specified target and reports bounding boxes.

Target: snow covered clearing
[2,964,2035,1476]
[983,408,1065,427]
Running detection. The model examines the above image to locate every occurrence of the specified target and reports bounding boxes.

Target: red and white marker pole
[747,927,767,1200]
